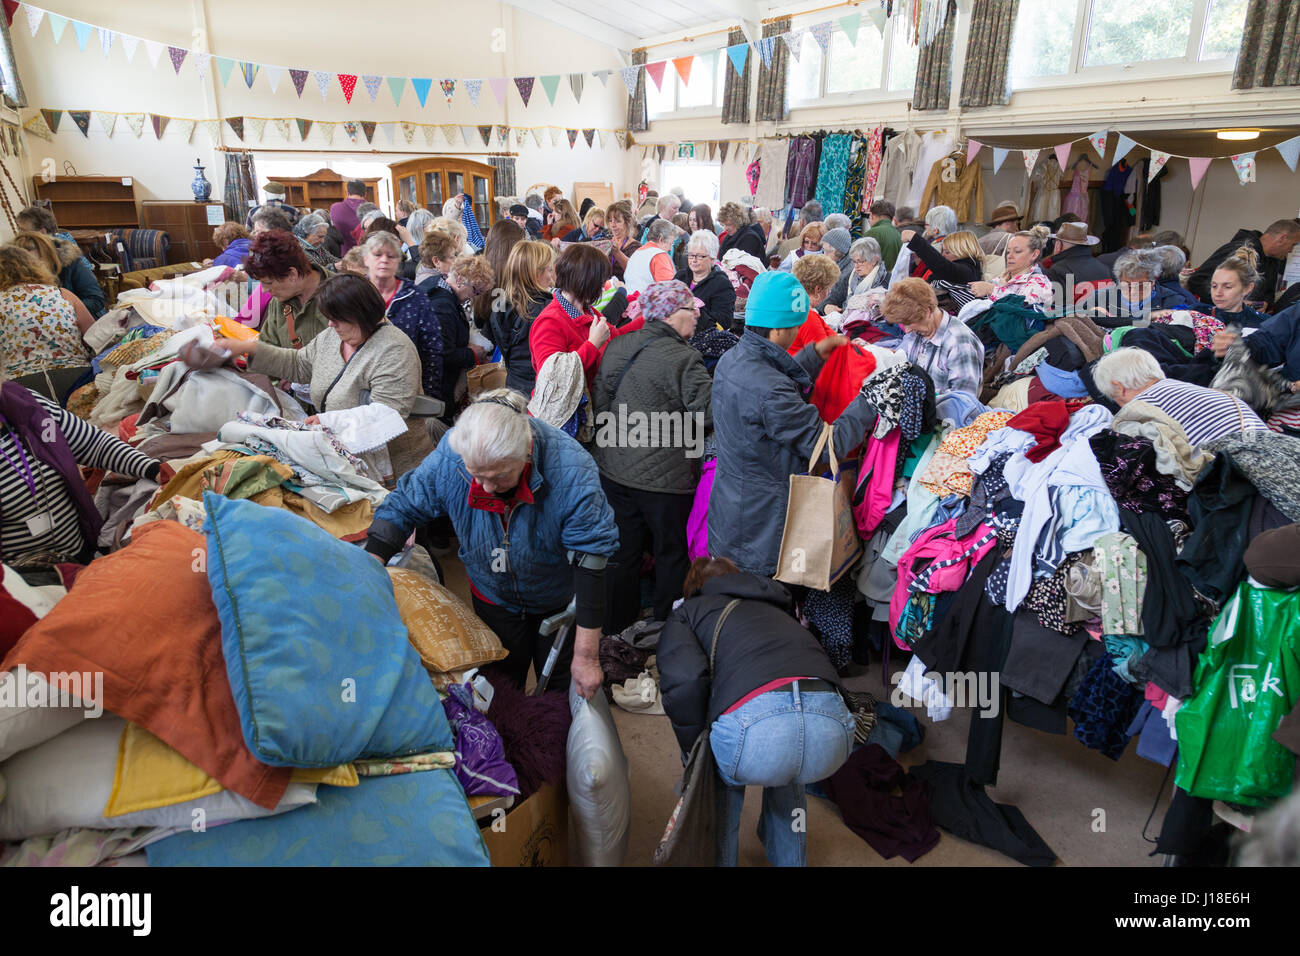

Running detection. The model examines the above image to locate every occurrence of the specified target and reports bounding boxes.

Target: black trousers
[601,475,694,635]
[472,594,572,691]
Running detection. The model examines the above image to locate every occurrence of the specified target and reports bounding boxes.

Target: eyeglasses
[686,253,711,261]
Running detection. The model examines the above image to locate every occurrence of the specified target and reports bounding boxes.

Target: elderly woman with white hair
[923,205,959,242]
[1093,347,1268,446]
[1107,248,1166,320]
[641,193,683,243]
[674,229,737,334]
[363,231,447,409]
[624,218,679,295]
[292,213,340,271]
[364,388,620,698]
[396,207,438,280]
[823,236,887,313]
[1152,245,1203,309]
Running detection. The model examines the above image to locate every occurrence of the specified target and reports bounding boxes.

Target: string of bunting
[965,128,1300,188]
[14,1,900,108]
[20,107,633,150]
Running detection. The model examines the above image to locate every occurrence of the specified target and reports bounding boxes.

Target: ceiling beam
[499,0,640,53]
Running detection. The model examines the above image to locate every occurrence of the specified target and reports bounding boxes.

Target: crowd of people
[3,175,1300,867]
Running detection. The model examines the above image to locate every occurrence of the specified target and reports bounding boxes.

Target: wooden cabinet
[32,175,138,230]
[389,158,495,226]
[142,201,227,264]
[266,169,381,215]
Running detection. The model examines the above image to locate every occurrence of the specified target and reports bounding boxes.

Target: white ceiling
[501,0,763,53]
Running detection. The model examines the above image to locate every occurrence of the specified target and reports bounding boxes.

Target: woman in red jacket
[529,244,643,389]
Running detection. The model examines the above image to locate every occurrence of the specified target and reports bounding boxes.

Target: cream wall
[10,0,631,230]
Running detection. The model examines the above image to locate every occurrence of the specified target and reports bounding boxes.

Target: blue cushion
[145,771,490,866]
[203,492,452,767]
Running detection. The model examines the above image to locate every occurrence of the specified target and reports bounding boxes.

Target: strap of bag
[806,421,839,476]
[708,599,742,679]
[283,304,303,349]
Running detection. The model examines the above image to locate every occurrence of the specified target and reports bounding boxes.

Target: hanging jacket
[918,151,985,225]
[658,572,842,754]
[853,429,901,538]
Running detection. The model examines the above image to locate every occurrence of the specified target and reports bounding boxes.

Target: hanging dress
[1063,163,1090,221]
[813,133,853,217]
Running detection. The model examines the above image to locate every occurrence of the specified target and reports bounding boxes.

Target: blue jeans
[709,682,855,866]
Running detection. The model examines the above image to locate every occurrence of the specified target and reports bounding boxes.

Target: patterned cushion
[202,492,453,767]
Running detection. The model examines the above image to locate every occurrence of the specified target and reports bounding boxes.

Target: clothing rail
[761,0,867,24]
[212,146,518,157]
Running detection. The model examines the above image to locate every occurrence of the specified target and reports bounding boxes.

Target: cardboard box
[479,782,569,867]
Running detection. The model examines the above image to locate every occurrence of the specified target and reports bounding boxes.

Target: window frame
[1010,0,1244,92]
[784,14,917,111]
[645,48,728,121]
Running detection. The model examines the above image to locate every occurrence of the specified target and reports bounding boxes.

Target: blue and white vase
[191,159,212,203]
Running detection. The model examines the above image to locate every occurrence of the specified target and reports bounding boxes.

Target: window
[659,161,722,208]
[1010,0,1247,88]
[646,51,727,118]
[787,14,915,109]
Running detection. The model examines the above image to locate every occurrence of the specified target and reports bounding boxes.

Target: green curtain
[911,0,958,111]
[627,50,648,133]
[757,18,791,122]
[722,28,751,125]
[1233,0,1300,88]
[959,0,1019,108]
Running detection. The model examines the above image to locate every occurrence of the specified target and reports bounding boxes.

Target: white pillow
[0,715,316,841]
[0,671,88,763]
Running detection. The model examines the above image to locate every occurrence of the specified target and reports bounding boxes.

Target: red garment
[809,342,878,421]
[529,296,645,390]
[723,677,813,715]
[0,581,38,658]
[117,414,139,444]
[467,461,535,513]
[788,308,834,356]
[1007,399,1071,463]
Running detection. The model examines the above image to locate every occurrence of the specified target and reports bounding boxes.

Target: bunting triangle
[264,66,283,93]
[387,77,406,105]
[248,117,267,141]
[442,125,459,146]
[192,52,210,82]
[440,79,456,106]
[121,34,138,62]
[343,121,358,143]
[362,75,382,102]
[461,126,478,147]
[174,119,195,143]
[290,69,309,97]
[40,109,61,134]
[99,28,115,57]
[810,21,833,53]
[597,129,608,149]
[464,78,482,107]
[122,113,145,137]
[1148,150,1170,182]
[782,29,805,60]
[489,78,507,106]
[839,13,861,44]
[619,66,640,96]
[645,62,666,91]
[966,139,981,165]
[215,56,235,87]
[241,62,259,89]
[143,39,162,67]
[1274,134,1300,173]
[69,110,90,137]
[1113,133,1136,162]
[296,118,312,140]
[992,148,1009,173]
[478,124,492,146]
[72,20,91,51]
[656,144,666,162]
[515,76,535,107]
[708,141,717,160]
[569,73,584,102]
[338,74,358,103]
[1054,142,1072,171]
[273,118,290,140]
[168,46,186,74]
[583,129,595,148]
[592,70,612,86]
[1087,129,1108,159]
[530,128,543,148]
[496,125,508,147]
[868,7,886,34]
[549,127,561,146]
[314,70,331,101]
[97,112,116,137]
[422,125,437,147]
[361,121,376,143]
[1022,148,1040,174]
[539,74,561,104]
[318,122,336,145]
[1187,156,1213,190]
[615,129,628,150]
[47,13,67,43]
[726,44,748,77]
[200,120,220,142]
[719,141,729,162]
[379,122,396,144]
[673,56,694,85]
[567,129,578,149]
[149,114,168,139]
[1230,152,1256,185]
[23,113,52,141]
[755,37,775,70]
[401,121,416,144]
[24,5,42,37]
[226,116,244,141]
[411,78,432,108]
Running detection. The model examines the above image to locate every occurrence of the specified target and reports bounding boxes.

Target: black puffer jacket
[719,222,767,262]
[590,319,712,494]
[658,572,842,754]
[674,265,736,331]
[487,290,550,397]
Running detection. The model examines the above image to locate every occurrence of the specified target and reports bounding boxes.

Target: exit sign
[676,142,695,159]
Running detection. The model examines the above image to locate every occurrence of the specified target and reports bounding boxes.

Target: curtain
[223,152,257,224]
[721,28,751,125]
[627,50,648,133]
[959,0,1019,108]
[488,156,516,198]
[1233,0,1300,89]
[757,17,790,123]
[911,0,958,111]
[0,13,26,108]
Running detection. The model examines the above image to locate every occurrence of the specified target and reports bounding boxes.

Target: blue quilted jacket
[367,417,619,612]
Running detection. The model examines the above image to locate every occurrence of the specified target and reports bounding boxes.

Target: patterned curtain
[911,0,958,111]
[721,28,751,125]
[488,156,517,198]
[1233,0,1300,88]
[222,151,257,224]
[0,13,27,108]
[757,17,791,122]
[627,50,648,133]
[959,0,1019,108]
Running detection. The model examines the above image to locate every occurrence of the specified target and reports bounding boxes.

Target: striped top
[1,392,156,562]
[1135,378,1270,447]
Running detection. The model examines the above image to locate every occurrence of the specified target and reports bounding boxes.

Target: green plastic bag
[1175,581,1300,807]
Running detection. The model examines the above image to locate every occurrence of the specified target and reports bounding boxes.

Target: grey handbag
[653,598,742,866]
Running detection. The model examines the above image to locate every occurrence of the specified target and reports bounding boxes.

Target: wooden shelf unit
[389,157,496,226]
[141,201,228,264]
[32,175,139,230]
[266,169,381,215]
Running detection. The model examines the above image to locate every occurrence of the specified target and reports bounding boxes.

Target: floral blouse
[991,267,1054,310]
[0,283,90,380]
